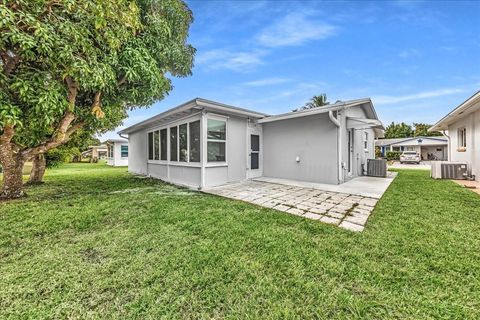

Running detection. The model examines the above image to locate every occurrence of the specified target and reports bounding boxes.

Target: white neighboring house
[118,98,384,189]
[104,139,129,167]
[430,91,480,181]
[375,136,448,160]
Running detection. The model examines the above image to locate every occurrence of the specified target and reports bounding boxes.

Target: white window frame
[363,131,369,151]
[206,115,227,164]
[120,144,128,158]
[146,114,202,167]
[458,127,466,149]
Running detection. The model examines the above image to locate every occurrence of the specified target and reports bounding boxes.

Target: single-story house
[104,139,129,167]
[118,98,384,189]
[82,144,108,161]
[375,136,448,160]
[429,91,480,181]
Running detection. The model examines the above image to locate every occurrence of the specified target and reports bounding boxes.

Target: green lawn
[1,164,479,319]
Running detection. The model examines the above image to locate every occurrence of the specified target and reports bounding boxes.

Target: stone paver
[204,181,380,232]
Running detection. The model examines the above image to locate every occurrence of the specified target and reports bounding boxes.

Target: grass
[1,163,479,319]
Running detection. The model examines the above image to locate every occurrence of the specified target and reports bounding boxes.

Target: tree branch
[21,121,85,158]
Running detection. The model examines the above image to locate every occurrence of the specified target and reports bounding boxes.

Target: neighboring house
[118,98,384,189]
[104,139,129,167]
[430,91,480,181]
[375,136,448,160]
[82,144,108,160]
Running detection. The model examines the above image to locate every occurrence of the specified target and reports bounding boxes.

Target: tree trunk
[0,157,25,200]
[27,154,46,184]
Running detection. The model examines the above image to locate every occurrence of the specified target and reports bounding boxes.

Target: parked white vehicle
[400,151,420,164]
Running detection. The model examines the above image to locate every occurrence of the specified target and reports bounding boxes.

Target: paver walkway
[204,181,379,232]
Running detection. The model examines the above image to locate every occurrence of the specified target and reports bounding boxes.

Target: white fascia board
[429,91,480,132]
[118,99,198,134]
[258,99,372,124]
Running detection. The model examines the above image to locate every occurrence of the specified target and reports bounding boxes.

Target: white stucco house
[430,91,480,181]
[118,98,384,189]
[104,139,129,167]
[375,136,448,160]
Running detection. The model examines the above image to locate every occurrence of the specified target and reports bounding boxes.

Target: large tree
[0,0,195,199]
[384,122,414,139]
[413,122,442,137]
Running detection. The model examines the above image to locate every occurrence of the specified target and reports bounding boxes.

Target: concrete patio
[203,174,396,232]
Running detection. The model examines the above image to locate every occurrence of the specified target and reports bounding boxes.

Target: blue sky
[103,0,480,140]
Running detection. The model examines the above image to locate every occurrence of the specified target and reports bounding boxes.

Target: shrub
[386,151,402,161]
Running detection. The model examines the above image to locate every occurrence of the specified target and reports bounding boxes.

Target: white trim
[430,91,480,131]
[200,111,207,188]
[258,99,372,124]
[206,117,228,164]
[205,163,228,168]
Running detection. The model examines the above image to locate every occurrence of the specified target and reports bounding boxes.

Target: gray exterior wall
[128,129,147,175]
[226,116,247,183]
[262,113,338,184]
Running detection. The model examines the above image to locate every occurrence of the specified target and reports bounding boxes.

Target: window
[179,123,188,162]
[364,132,368,150]
[170,126,178,161]
[153,131,160,160]
[121,145,128,157]
[458,128,466,148]
[148,119,201,163]
[189,121,200,162]
[148,132,154,160]
[207,119,226,162]
[108,145,114,159]
[160,129,167,160]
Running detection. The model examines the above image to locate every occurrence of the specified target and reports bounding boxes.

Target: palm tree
[305,94,329,109]
[293,94,330,111]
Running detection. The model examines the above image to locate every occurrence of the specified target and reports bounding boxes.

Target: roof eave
[429,90,480,132]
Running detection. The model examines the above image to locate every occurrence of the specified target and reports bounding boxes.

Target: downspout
[441,130,450,161]
[119,133,128,140]
[329,110,343,184]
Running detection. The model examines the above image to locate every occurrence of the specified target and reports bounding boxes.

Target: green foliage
[384,122,414,139]
[386,151,402,160]
[45,147,79,168]
[0,0,195,148]
[375,146,382,158]
[294,94,329,111]
[413,123,442,137]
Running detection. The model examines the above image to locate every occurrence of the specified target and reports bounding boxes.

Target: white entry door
[247,123,262,179]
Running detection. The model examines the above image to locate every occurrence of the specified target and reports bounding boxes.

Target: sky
[102,0,480,140]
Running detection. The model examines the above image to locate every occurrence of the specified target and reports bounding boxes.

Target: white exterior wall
[343,107,376,181]
[448,109,479,180]
[107,141,128,167]
[128,130,147,174]
[127,112,249,189]
[203,114,248,187]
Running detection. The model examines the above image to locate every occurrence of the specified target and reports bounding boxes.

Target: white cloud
[195,49,267,72]
[398,48,421,59]
[374,88,466,104]
[256,12,337,47]
[242,77,290,87]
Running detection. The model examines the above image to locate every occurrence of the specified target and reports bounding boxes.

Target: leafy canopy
[384,122,442,139]
[0,0,195,149]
